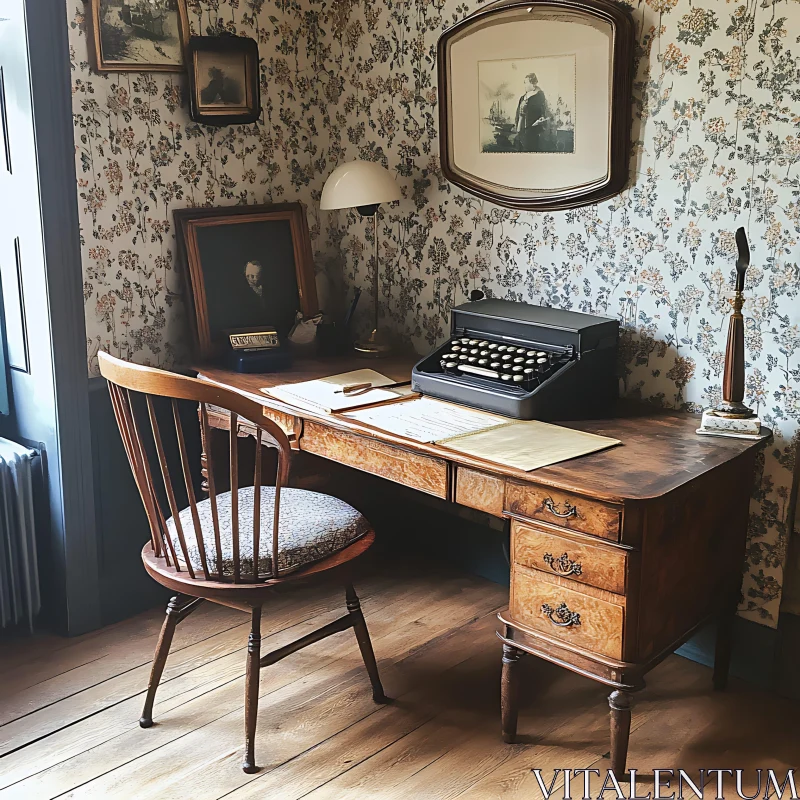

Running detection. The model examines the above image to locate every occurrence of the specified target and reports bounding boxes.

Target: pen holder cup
[317,322,353,357]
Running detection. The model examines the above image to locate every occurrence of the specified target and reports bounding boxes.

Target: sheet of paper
[262,369,406,414]
[343,397,508,442]
[436,420,620,472]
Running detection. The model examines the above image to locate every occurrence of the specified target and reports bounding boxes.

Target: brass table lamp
[320,160,401,357]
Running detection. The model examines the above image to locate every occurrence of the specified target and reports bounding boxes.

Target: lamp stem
[353,207,391,357]
[373,212,379,334]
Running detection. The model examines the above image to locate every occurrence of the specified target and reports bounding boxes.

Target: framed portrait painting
[187,36,261,126]
[174,204,318,359]
[437,0,635,211]
[87,0,189,73]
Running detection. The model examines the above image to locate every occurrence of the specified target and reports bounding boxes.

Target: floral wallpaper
[68,0,800,625]
[67,0,336,373]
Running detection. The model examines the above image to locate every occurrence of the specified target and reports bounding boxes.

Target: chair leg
[501,642,524,743]
[346,584,389,704]
[140,595,186,728]
[242,606,262,774]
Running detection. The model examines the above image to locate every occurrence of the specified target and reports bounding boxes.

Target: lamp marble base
[696,409,767,440]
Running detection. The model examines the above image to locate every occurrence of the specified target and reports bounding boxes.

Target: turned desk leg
[501,642,524,743]
[608,689,632,778]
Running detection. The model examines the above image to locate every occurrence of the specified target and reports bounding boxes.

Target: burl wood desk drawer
[510,564,624,660]
[506,481,622,542]
[301,421,449,499]
[512,520,627,596]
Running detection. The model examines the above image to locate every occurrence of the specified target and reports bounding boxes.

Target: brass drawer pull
[543,552,583,577]
[541,602,581,627]
[543,497,578,519]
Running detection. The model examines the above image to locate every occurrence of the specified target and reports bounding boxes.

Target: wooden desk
[196,355,768,776]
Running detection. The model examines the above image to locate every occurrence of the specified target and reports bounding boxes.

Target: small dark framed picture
[87,0,189,73]
[174,203,318,359]
[187,35,261,126]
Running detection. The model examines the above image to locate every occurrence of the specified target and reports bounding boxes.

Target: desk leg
[501,640,523,743]
[608,689,631,778]
[713,589,737,691]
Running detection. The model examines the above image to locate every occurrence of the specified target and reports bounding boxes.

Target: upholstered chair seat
[166,487,371,579]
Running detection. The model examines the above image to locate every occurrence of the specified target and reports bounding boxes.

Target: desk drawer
[262,406,298,439]
[455,467,505,516]
[510,564,624,659]
[506,482,621,542]
[301,421,448,498]
[512,521,626,595]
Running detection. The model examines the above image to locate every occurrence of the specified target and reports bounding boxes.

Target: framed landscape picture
[87,0,189,73]
[187,36,261,126]
[437,0,635,211]
[174,204,318,359]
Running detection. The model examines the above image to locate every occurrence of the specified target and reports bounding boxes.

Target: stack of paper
[436,420,620,471]
[262,369,412,414]
[345,397,620,471]
[344,397,507,442]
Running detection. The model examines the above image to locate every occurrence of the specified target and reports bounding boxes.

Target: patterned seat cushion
[166,487,370,579]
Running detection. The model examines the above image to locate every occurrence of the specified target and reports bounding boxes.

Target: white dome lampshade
[320,160,401,212]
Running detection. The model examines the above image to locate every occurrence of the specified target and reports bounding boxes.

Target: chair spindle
[108,385,162,559]
[146,396,195,579]
[253,428,262,582]
[230,412,241,583]
[173,399,210,580]
[126,389,178,568]
[200,403,224,580]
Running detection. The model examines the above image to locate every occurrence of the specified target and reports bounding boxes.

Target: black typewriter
[411,299,619,420]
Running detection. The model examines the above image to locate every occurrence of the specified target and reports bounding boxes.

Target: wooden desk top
[195,355,769,503]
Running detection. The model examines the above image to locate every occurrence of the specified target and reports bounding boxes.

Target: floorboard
[0,561,796,799]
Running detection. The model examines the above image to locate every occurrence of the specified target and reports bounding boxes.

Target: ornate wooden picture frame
[186,35,261,126]
[437,0,635,211]
[87,0,190,73]
[174,204,318,360]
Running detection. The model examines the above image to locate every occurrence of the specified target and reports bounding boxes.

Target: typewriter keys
[437,335,574,395]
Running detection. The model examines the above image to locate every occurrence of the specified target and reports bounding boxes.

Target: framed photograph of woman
[174,204,318,360]
[187,36,261,126]
[87,0,189,73]
[437,0,635,211]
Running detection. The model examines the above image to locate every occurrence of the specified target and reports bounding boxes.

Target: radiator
[0,438,39,630]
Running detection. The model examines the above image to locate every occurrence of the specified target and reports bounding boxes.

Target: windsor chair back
[98,352,387,773]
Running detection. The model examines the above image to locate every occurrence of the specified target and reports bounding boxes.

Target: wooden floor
[0,561,796,799]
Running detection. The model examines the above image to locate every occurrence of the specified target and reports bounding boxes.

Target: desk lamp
[320,160,401,357]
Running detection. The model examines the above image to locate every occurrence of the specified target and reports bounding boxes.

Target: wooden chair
[98,352,388,773]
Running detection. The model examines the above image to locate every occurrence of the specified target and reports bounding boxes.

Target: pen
[335,380,412,395]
